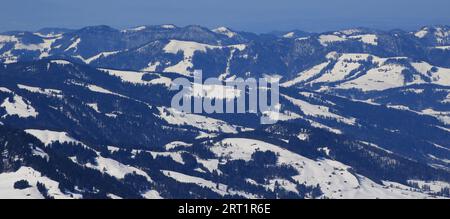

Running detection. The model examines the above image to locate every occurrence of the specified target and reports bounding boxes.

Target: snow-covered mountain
[282,52,450,91]
[0,25,449,199]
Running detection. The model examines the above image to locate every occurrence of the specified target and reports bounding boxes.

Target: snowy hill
[282,52,450,91]
[0,25,449,199]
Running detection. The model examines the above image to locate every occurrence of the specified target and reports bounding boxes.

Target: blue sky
[2,0,450,33]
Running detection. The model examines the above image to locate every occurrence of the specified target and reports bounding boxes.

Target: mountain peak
[160,24,177,29]
[77,25,118,34]
[212,26,237,38]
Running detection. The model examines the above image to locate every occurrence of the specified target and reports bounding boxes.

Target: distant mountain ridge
[0,24,449,199]
[1,24,449,80]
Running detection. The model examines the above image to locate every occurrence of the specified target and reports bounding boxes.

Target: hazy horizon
[1,0,450,33]
[2,23,449,35]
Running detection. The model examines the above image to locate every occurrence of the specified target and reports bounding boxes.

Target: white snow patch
[359,141,394,154]
[313,61,361,84]
[149,151,185,164]
[415,28,429,38]
[261,109,301,122]
[85,51,119,64]
[86,84,127,98]
[17,84,62,98]
[161,24,176,29]
[411,62,450,86]
[50,60,72,65]
[161,170,256,198]
[434,46,450,50]
[0,34,59,59]
[163,40,245,76]
[164,141,193,150]
[85,156,152,182]
[340,29,362,35]
[283,94,356,125]
[64,38,81,52]
[107,194,122,199]
[281,62,330,87]
[141,61,161,72]
[158,107,238,133]
[163,40,219,75]
[211,138,439,199]
[122,26,147,33]
[162,170,227,195]
[349,34,378,46]
[283,32,295,38]
[318,147,331,156]
[102,68,172,87]
[1,95,38,118]
[107,146,121,153]
[430,142,450,152]
[421,108,450,125]
[213,27,236,38]
[30,146,49,162]
[297,131,310,141]
[338,64,407,91]
[142,190,163,199]
[190,83,241,100]
[0,87,13,93]
[296,37,310,41]
[105,112,119,118]
[0,167,79,199]
[408,180,450,194]
[428,154,450,164]
[24,129,81,146]
[87,103,100,113]
[319,35,347,46]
